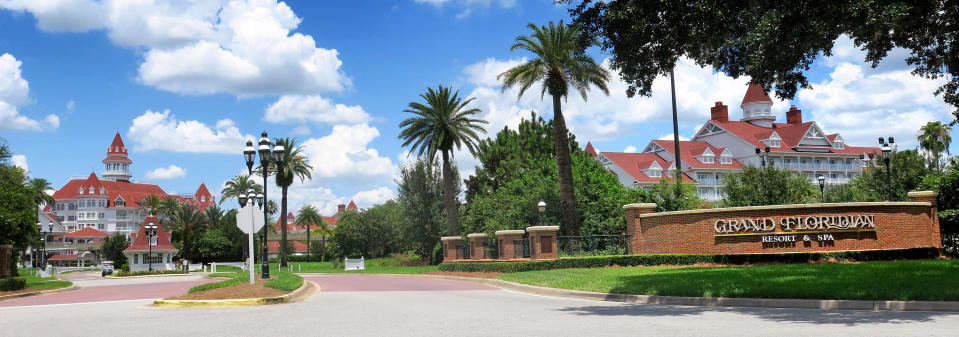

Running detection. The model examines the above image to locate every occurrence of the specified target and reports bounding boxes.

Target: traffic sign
[237,205,265,234]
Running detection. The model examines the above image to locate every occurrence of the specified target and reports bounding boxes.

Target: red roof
[275,211,297,232]
[600,152,695,184]
[742,83,772,104]
[102,156,132,163]
[65,227,109,238]
[267,240,308,253]
[707,120,880,155]
[107,132,128,156]
[584,142,598,158]
[347,201,358,210]
[48,254,78,261]
[650,140,744,170]
[52,172,168,208]
[125,215,178,252]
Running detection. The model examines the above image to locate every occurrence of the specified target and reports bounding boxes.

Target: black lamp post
[245,132,285,279]
[817,175,826,203]
[879,136,895,201]
[537,200,546,226]
[145,222,157,272]
[755,146,771,169]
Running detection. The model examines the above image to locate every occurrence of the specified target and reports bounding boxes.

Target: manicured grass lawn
[14,269,73,290]
[498,259,959,301]
[189,272,248,293]
[264,271,303,291]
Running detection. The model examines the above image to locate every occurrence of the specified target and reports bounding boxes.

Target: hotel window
[700,155,714,164]
[720,156,732,164]
[831,173,838,179]
[648,169,661,178]
[697,174,707,181]
[98,224,105,230]
[134,254,138,264]
[144,254,162,264]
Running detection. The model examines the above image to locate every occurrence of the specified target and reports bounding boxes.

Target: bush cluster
[0,277,26,291]
[438,248,940,273]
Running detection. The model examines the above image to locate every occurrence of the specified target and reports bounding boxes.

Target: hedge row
[437,247,940,273]
[0,277,26,291]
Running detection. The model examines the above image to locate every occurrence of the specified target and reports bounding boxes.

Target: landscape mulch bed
[425,271,503,279]
[165,277,287,300]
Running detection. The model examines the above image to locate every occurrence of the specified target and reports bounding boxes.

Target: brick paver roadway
[0,272,213,307]
[2,273,958,336]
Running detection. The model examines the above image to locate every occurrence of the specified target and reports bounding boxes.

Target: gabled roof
[347,201,358,210]
[102,156,132,163]
[125,215,178,252]
[65,227,109,238]
[52,172,169,209]
[584,142,598,158]
[275,211,297,232]
[107,132,128,156]
[600,152,695,184]
[742,83,773,104]
[650,140,744,169]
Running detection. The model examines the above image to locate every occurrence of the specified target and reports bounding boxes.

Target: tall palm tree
[167,203,207,262]
[311,225,332,262]
[399,85,488,236]
[159,195,180,221]
[499,20,610,236]
[203,204,224,229]
[27,178,55,267]
[143,194,162,216]
[273,137,313,267]
[219,174,262,206]
[918,121,953,171]
[294,204,323,261]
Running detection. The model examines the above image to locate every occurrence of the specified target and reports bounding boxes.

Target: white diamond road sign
[237,205,265,234]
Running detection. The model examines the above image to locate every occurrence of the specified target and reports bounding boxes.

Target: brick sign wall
[624,191,941,255]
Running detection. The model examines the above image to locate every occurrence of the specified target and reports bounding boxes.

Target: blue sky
[1,0,956,215]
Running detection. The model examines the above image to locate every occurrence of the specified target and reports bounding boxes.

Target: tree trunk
[321,235,326,262]
[552,94,580,236]
[306,224,311,262]
[441,150,457,236]
[280,185,289,267]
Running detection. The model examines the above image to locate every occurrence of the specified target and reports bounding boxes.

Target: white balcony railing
[779,162,860,171]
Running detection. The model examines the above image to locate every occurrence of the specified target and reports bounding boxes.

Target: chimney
[337,203,346,213]
[710,101,728,122]
[787,106,802,125]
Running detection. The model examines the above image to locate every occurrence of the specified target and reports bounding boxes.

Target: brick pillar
[622,203,657,254]
[467,233,489,260]
[908,191,942,255]
[495,230,526,260]
[440,236,465,262]
[526,226,559,260]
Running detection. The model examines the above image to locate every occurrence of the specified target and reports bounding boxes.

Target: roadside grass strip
[497,259,959,301]
[13,268,73,290]
[189,272,248,293]
[264,272,303,291]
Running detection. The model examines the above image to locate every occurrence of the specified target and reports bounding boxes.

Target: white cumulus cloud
[300,123,393,181]
[11,154,27,171]
[145,165,187,179]
[351,187,395,208]
[0,53,59,131]
[264,95,370,125]
[0,0,107,32]
[127,109,252,153]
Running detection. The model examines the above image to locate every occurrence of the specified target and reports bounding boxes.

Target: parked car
[101,261,114,277]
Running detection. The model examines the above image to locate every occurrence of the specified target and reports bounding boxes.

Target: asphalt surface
[2,273,959,336]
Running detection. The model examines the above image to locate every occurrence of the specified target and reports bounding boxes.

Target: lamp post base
[261,263,270,279]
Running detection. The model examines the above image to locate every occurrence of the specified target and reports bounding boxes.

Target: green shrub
[438,248,940,273]
[0,277,27,291]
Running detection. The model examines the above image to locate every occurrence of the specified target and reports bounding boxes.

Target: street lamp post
[537,200,546,226]
[244,132,285,279]
[238,188,259,285]
[755,146,770,169]
[879,137,895,201]
[145,222,157,272]
[817,175,826,203]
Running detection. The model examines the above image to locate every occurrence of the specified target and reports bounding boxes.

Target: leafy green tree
[646,177,703,212]
[399,85,487,237]
[918,121,953,171]
[721,166,816,207]
[330,202,404,259]
[294,204,324,261]
[273,137,313,267]
[101,232,130,266]
[397,157,454,263]
[568,1,959,122]
[500,20,610,237]
[219,174,262,206]
[192,229,234,263]
[0,163,35,276]
[855,149,931,201]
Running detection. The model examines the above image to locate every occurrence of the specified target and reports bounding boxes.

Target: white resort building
[588,84,881,201]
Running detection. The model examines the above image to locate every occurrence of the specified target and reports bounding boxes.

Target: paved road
[0,272,212,307]
[2,274,958,336]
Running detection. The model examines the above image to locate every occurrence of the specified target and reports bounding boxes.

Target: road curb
[366,273,959,312]
[106,273,193,279]
[0,284,79,302]
[152,280,317,308]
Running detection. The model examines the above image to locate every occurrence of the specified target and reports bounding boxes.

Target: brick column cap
[623,203,657,210]
[466,233,489,239]
[440,236,464,241]
[495,230,526,235]
[907,191,937,198]
[526,225,559,233]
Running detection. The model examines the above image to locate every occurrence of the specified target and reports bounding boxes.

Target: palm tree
[918,121,953,171]
[167,203,207,262]
[294,205,323,261]
[203,204,224,229]
[499,21,610,236]
[273,137,313,267]
[219,174,262,206]
[143,194,162,216]
[27,178,55,267]
[159,195,180,221]
[399,85,488,236]
[311,225,332,262]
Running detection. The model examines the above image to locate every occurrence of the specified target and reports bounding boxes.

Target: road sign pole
[249,212,255,285]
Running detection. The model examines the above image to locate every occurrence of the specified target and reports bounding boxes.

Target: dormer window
[832,135,845,149]
[763,132,782,148]
[115,197,125,208]
[78,187,84,194]
[648,169,661,177]
[720,150,734,165]
[88,187,95,194]
[201,196,206,202]
[698,148,715,164]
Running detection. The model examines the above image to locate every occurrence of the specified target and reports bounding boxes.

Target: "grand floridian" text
[714,215,876,234]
